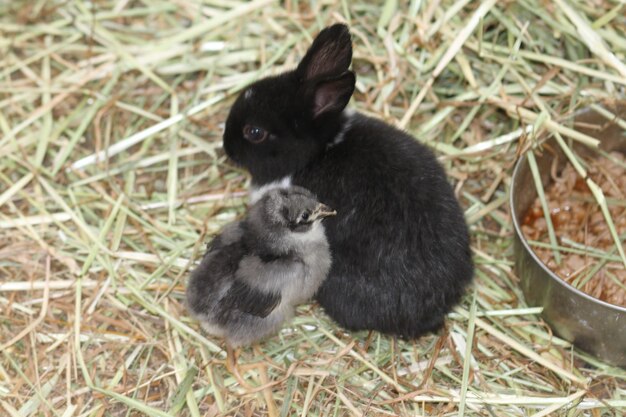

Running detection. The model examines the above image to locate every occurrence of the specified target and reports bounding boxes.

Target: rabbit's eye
[243,125,268,143]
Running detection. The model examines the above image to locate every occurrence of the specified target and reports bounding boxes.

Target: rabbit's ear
[311,71,355,118]
[297,24,352,81]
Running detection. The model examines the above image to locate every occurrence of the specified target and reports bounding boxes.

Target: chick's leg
[225,344,253,389]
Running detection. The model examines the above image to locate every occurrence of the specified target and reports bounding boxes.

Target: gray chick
[186,186,336,347]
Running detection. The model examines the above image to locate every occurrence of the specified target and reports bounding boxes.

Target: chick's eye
[299,211,310,222]
[243,125,268,143]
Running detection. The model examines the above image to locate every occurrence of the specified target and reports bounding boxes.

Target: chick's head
[254,187,336,234]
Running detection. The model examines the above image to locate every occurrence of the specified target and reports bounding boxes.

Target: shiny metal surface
[510,106,626,368]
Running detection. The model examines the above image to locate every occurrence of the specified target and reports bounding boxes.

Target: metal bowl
[510,106,626,368]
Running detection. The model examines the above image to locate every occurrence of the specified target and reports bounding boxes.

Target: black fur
[222,24,473,338]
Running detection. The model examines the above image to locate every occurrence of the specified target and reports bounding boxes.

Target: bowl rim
[510,150,626,314]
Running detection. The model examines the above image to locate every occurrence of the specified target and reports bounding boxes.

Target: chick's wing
[205,221,244,254]
[219,279,281,318]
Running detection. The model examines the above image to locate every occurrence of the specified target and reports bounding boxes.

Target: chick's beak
[311,203,337,221]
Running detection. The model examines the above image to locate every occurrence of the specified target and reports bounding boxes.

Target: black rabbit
[222,24,473,338]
